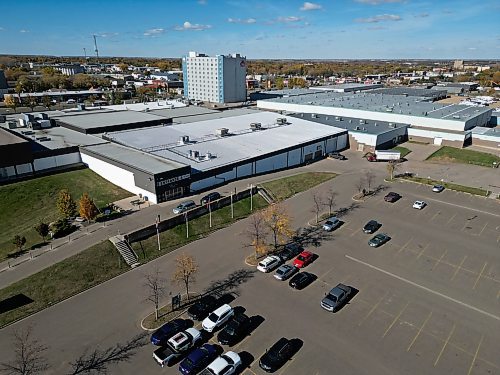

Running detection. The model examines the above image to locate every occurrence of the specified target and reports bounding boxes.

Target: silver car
[273,264,298,281]
[172,200,196,214]
[323,217,340,232]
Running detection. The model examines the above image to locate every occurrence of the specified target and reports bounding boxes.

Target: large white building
[182,51,247,103]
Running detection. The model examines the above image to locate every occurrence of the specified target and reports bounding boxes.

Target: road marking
[350,227,361,237]
[407,311,433,352]
[462,220,471,232]
[451,255,467,281]
[318,265,336,281]
[382,302,409,338]
[277,356,295,375]
[422,198,500,218]
[397,238,413,254]
[472,262,488,290]
[497,234,500,243]
[497,289,500,300]
[431,249,448,271]
[345,255,500,322]
[416,244,430,260]
[434,324,456,366]
[467,334,484,375]
[430,211,441,221]
[358,291,389,326]
[244,369,257,375]
[446,213,457,225]
[477,222,488,236]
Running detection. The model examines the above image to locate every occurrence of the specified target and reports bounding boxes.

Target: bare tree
[324,188,337,216]
[172,253,198,300]
[311,192,324,224]
[68,333,147,374]
[246,212,269,258]
[365,171,375,194]
[355,176,366,195]
[0,326,49,375]
[144,268,167,321]
[386,161,400,181]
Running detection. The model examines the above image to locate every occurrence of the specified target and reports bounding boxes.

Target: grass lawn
[399,176,489,197]
[391,146,411,158]
[426,146,500,168]
[0,195,267,328]
[261,172,337,201]
[0,169,132,261]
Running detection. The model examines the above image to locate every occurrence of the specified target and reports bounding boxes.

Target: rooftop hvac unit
[192,150,200,159]
[276,117,287,125]
[250,122,262,130]
[178,135,190,145]
[0,115,6,123]
[204,152,212,160]
[355,126,360,130]
[216,128,229,137]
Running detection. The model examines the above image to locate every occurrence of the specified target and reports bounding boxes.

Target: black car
[288,272,315,290]
[217,313,251,346]
[363,220,380,234]
[384,192,401,203]
[328,152,346,160]
[187,295,218,321]
[259,337,296,372]
[200,192,221,205]
[150,319,191,346]
[277,243,303,261]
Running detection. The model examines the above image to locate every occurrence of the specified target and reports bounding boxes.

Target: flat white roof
[106,111,346,172]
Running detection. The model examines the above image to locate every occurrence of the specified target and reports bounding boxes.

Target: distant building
[57,64,85,76]
[182,51,247,103]
[0,70,8,98]
[453,60,464,70]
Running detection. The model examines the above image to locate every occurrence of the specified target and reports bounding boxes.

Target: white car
[202,304,234,333]
[203,351,241,375]
[412,200,427,210]
[256,255,281,273]
[322,216,340,232]
[273,264,298,281]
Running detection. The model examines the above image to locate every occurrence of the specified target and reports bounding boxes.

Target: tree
[355,176,366,195]
[13,235,27,252]
[78,192,98,222]
[324,188,337,216]
[386,161,400,181]
[172,253,198,300]
[72,74,94,89]
[275,77,285,90]
[41,95,52,110]
[56,189,77,218]
[118,63,129,72]
[4,96,18,113]
[311,192,323,224]
[144,268,166,321]
[0,326,49,375]
[246,212,269,259]
[34,222,49,242]
[262,204,293,249]
[26,95,38,112]
[365,171,375,193]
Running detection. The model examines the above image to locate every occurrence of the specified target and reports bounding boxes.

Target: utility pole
[83,47,87,62]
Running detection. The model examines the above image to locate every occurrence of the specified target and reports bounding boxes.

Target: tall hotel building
[182,51,247,103]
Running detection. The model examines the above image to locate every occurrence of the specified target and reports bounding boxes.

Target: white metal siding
[236,163,252,178]
[325,138,337,153]
[408,128,466,142]
[349,132,378,147]
[303,142,323,156]
[337,134,348,149]
[287,148,301,166]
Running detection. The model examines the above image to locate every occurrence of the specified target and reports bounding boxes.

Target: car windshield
[225,323,237,335]
[297,255,305,261]
[208,313,218,322]
[328,293,338,302]
[183,357,195,367]
[326,221,333,225]
[276,268,285,275]
[222,354,234,364]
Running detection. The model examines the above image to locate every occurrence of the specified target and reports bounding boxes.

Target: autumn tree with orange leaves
[79,192,98,222]
[262,204,294,250]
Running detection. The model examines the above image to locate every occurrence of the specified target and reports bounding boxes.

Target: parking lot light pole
[208,199,212,228]
[185,212,189,238]
[155,214,161,251]
[250,184,253,212]
[231,192,234,219]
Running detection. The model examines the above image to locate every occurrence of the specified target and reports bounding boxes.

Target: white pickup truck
[153,328,202,367]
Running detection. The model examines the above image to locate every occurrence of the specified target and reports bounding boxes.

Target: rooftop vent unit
[325,116,329,120]
[388,123,396,128]
[423,112,428,116]
[216,128,229,137]
[178,135,190,145]
[355,126,360,130]
[276,117,287,125]
[311,114,319,119]
[386,108,393,112]
[187,150,200,159]
[204,152,212,160]
[453,115,460,119]
[250,122,262,130]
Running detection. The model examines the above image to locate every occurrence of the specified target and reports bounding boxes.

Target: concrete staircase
[109,235,140,268]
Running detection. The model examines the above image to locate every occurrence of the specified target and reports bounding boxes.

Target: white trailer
[366,150,401,162]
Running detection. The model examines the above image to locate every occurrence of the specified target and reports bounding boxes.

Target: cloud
[96,32,119,38]
[198,0,207,4]
[355,14,402,23]
[468,47,477,50]
[143,28,165,36]
[19,29,29,33]
[368,26,386,30]
[276,16,303,23]
[354,0,403,4]
[414,13,429,18]
[228,18,257,24]
[0,27,4,31]
[175,21,212,31]
[300,2,322,11]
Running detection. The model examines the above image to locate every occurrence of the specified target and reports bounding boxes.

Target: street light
[155,214,161,251]
[184,212,189,238]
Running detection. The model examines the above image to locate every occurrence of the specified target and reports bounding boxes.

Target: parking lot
[127,179,499,375]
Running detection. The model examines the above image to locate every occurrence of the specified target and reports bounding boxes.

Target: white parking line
[467,335,484,375]
[345,255,500,322]
[472,262,488,290]
[407,311,433,352]
[434,324,456,366]
[451,255,467,281]
[382,302,409,338]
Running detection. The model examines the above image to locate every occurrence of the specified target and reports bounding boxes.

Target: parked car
[322,216,341,232]
[201,351,241,375]
[257,255,281,273]
[321,283,353,312]
[277,243,303,261]
[173,200,196,214]
[179,343,218,375]
[187,295,218,321]
[412,200,427,210]
[202,304,234,333]
[384,192,401,203]
[363,220,380,234]
[368,233,391,247]
[217,313,251,346]
[259,338,296,372]
[200,192,221,205]
[293,251,314,269]
[152,328,202,367]
[274,264,298,281]
[150,319,191,346]
[327,152,346,160]
[288,272,316,290]
[432,185,445,193]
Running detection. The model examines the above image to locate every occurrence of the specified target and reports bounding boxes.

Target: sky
[0,0,499,60]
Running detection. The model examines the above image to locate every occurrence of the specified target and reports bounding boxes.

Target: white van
[202,304,234,332]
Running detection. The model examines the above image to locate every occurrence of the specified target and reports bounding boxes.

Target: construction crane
[93,34,99,64]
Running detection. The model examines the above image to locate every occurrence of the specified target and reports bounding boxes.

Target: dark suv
[384,192,401,202]
[259,337,296,372]
[363,220,380,234]
[277,243,303,261]
[200,192,221,205]
[328,152,346,160]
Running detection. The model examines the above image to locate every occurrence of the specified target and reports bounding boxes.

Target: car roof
[326,216,339,222]
[299,250,313,256]
[262,255,279,263]
[208,352,239,372]
[270,337,290,352]
[212,304,232,316]
[367,220,378,224]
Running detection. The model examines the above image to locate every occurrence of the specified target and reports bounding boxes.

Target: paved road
[0,161,498,375]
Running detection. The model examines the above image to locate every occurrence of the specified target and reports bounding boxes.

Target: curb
[394,178,490,199]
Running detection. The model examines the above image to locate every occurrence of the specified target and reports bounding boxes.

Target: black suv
[384,192,401,203]
[328,152,346,160]
[277,243,303,261]
[187,295,218,320]
[200,192,221,205]
[217,313,251,346]
[259,337,296,372]
[363,220,380,234]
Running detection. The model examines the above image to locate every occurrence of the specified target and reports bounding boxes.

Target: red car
[293,251,314,268]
